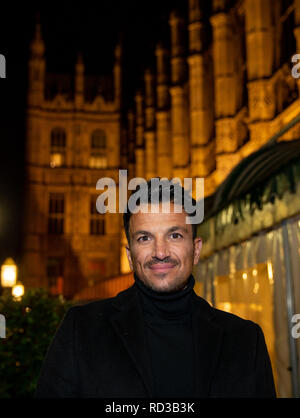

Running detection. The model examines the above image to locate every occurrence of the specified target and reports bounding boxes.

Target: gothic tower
[155,42,172,178]
[188,0,215,194]
[169,9,190,179]
[23,18,123,299]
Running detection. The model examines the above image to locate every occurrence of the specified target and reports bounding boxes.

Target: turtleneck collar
[133,272,196,320]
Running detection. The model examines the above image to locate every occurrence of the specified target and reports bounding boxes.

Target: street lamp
[1,257,17,288]
[12,282,25,301]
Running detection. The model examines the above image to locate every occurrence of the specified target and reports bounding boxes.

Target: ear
[125,245,134,271]
[193,237,202,265]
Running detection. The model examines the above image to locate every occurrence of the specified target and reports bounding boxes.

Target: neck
[134,272,195,319]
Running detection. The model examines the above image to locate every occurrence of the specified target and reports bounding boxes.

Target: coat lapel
[192,295,224,397]
[109,286,153,396]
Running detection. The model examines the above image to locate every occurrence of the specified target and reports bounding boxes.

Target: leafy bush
[0,288,73,398]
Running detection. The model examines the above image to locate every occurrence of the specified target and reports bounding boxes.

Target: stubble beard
[137,270,188,293]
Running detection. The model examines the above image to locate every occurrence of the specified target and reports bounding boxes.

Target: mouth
[149,264,176,272]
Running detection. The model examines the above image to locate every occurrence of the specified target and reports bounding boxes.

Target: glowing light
[242,273,247,280]
[249,303,263,312]
[1,258,17,288]
[221,302,232,312]
[252,269,258,277]
[89,155,107,169]
[253,282,260,294]
[12,282,24,300]
[267,261,274,285]
[50,153,64,168]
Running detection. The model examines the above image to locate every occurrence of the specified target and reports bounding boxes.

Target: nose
[152,237,170,260]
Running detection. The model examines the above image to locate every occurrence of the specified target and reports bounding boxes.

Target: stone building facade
[23,0,300,299]
[23,21,122,298]
[130,0,300,191]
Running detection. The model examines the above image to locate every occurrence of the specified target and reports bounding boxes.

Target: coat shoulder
[194,294,260,335]
[66,286,135,319]
[211,304,260,335]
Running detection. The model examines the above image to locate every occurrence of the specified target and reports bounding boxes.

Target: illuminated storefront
[194,135,300,398]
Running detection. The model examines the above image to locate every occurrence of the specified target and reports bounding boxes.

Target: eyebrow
[132,225,189,238]
[167,226,189,234]
[133,230,152,237]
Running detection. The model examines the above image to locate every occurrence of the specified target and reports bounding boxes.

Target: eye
[170,232,183,239]
[137,235,150,243]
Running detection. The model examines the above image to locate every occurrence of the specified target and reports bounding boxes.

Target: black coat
[35,284,276,398]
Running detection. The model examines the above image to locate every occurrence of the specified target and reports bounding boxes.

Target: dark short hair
[123,178,198,245]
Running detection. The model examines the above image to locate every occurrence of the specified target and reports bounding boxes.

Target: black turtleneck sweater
[134,273,196,398]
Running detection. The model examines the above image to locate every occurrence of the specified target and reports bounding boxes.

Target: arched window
[50,127,66,167]
[89,129,107,169]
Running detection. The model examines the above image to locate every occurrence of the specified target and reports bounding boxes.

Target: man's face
[125,203,202,292]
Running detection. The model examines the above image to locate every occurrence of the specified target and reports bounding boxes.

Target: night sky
[0,0,185,265]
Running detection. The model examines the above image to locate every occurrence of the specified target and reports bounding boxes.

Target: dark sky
[0,0,186,265]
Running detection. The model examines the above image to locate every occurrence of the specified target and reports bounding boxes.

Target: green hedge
[0,288,73,398]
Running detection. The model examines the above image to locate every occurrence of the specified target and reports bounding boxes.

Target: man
[35,179,276,398]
